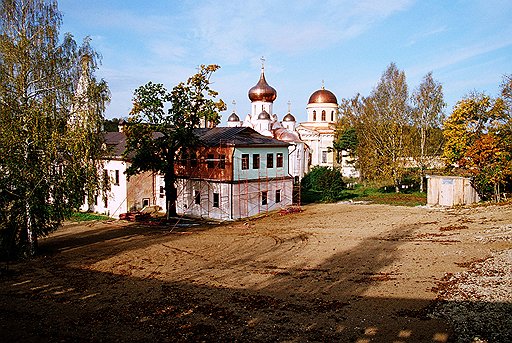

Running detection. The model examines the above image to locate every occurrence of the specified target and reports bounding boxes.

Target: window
[322,151,328,163]
[261,191,267,205]
[276,153,283,168]
[103,169,108,183]
[241,154,249,170]
[180,152,188,166]
[267,153,273,168]
[194,190,200,205]
[207,154,215,169]
[219,154,226,169]
[275,190,281,203]
[94,195,98,206]
[114,170,120,185]
[190,153,197,167]
[253,154,260,169]
[142,198,150,208]
[159,186,165,198]
[213,193,219,208]
[331,111,334,121]
[321,110,326,121]
[313,110,316,121]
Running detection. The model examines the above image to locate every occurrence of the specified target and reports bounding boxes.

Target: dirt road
[1,203,511,342]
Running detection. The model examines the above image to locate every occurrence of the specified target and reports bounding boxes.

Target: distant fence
[426,175,480,207]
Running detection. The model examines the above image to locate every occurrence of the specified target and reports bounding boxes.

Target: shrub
[301,167,346,203]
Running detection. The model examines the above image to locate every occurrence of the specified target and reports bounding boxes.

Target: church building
[226,61,357,180]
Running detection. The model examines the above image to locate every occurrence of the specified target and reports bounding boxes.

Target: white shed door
[439,178,454,206]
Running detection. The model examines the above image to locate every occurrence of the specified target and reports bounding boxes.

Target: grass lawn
[340,186,427,207]
[301,185,427,207]
[69,212,112,222]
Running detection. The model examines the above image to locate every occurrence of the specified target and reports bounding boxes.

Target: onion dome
[257,109,271,120]
[283,112,296,122]
[248,70,277,102]
[308,87,338,104]
[227,111,240,122]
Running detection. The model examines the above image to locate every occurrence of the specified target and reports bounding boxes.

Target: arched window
[321,110,326,121]
[331,111,334,121]
[313,110,316,121]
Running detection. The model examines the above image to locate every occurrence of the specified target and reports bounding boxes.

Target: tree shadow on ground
[0,217,509,342]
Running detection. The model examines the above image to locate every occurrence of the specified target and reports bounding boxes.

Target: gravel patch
[432,249,512,343]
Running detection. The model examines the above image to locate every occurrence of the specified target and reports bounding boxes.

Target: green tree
[124,65,226,218]
[344,63,411,191]
[0,0,110,258]
[301,166,346,202]
[411,72,446,192]
[103,117,121,132]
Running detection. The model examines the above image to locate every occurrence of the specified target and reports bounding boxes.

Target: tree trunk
[164,154,177,219]
[22,200,38,257]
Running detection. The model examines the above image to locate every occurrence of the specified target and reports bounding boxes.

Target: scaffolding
[174,142,297,221]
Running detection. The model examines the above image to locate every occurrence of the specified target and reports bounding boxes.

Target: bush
[301,167,346,203]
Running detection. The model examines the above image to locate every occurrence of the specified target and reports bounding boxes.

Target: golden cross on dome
[232,100,237,112]
[322,79,325,90]
[287,100,291,113]
[261,56,265,71]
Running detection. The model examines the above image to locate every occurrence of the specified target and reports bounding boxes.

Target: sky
[58,0,512,124]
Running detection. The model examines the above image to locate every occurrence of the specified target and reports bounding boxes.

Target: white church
[226,62,358,181]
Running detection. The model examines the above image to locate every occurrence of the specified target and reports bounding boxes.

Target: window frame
[261,191,267,205]
[276,153,283,168]
[241,154,249,170]
[219,154,226,169]
[207,153,215,169]
[266,153,273,168]
[213,192,219,208]
[322,151,328,163]
[253,154,260,169]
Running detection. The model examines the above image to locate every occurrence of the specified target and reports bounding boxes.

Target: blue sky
[59,0,512,123]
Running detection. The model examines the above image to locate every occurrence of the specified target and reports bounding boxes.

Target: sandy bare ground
[1,203,511,342]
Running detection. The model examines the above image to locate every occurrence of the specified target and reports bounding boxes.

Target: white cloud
[189,0,415,63]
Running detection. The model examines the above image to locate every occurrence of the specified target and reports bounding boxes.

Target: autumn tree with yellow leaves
[442,81,512,200]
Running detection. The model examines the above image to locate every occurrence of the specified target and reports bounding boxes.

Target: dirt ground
[1,202,511,342]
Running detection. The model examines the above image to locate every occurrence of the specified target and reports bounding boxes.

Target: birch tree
[357,63,411,191]
[0,0,110,258]
[411,72,446,192]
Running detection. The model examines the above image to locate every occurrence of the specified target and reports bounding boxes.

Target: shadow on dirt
[0,217,509,342]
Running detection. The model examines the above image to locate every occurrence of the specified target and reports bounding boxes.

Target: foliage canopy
[124,65,226,217]
[0,0,110,258]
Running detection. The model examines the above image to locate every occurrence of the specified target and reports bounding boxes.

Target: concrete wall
[427,175,480,207]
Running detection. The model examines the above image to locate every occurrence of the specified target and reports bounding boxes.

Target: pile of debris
[278,206,303,216]
[119,205,162,222]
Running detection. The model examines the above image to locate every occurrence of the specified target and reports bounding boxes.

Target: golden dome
[308,88,338,104]
[248,70,277,102]
[257,109,271,120]
[283,112,296,122]
[227,111,240,122]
